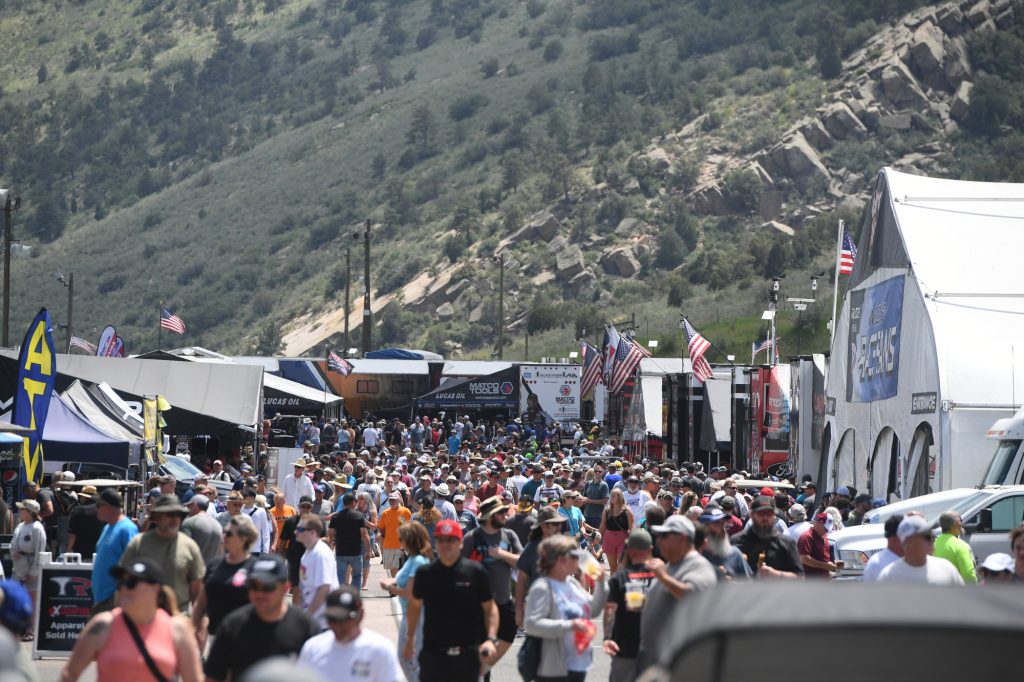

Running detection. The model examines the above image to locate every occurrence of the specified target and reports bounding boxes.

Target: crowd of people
[1,412,1021,682]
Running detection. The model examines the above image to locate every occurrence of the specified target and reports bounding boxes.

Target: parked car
[831,486,1024,579]
[830,487,978,579]
[160,455,233,501]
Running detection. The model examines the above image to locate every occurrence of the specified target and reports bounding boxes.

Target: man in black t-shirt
[405,519,498,682]
[205,554,320,682]
[328,493,370,588]
[732,496,804,578]
[279,496,315,598]
[66,487,103,560]
[604,529,658,682]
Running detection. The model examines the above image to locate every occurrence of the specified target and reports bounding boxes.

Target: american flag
[160,306,187,335]
[839,225,857,275]
[752,338,775,361]
[327,350,354,376]
[69,336,98,355]
[580,341,603,397]
[683,318,714,383]
[609,335,646,393]
[602,325,620,383]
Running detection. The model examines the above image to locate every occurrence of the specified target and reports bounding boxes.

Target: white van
[981,408,1024,486]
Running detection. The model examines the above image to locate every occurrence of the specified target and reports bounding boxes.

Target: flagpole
[157,301,162,351]
[682,316,735,366]
[324,348,329,421]
[829,219,843,354]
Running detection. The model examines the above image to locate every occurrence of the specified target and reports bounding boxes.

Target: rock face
[436,302,454,320]
[510,210,560,244]
[556,246,586,280]
[821,102,868,140]
[566,269,596,296]
[760,132,831,192]
[950,80,973,121]
[600,247,641,278]
[880,61,930,110]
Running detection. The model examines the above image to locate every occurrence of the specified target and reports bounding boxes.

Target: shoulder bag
[121,611,171,682]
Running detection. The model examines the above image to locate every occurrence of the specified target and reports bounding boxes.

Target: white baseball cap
[896,515,934,543]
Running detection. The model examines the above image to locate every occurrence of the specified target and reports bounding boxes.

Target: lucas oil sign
[846,275,904,403]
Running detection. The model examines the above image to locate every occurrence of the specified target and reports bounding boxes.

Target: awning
[441,361,513,379]
[417,366,519,410]
[62,380,143,442]
[366,348,444,360]
[263,372,342,417]
[346,359,430,375]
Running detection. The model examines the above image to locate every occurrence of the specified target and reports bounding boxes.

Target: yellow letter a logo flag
[13,309,55,494]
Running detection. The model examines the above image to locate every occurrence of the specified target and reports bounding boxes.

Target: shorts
[496,600,517,643]
[383,548,404,570]
[419,648,480,682]
[604,529,628,557]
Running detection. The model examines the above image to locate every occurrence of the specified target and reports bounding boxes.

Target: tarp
[0,390,130,471]
[88,382,145,433]
[345,359,430,375]
[441,361,513,385]
[0,351,263,435]
[61,380,143,466]
[263,372,342,417]
[826,168,1024,495]
[652,583,1024,682]
[366,348,444,360]
[639,376,663,438]
[417,366,519,410]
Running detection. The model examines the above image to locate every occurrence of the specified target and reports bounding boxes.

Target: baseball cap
[699,507,728,523]
[325,586,362,621]
[759,486,775,496]
[388,492,401,502]
[434,519,463,539]
[836,486,851,497]
[751,496,775,513]
[896,515,935,543]
[650,515,695,538]
[626,528,653,550]
[883,514,905,539]
[536,507,569,525]
[298,495,314,506]
[0,580,33,635]
[719,495,736,510]
[980,552,1014,573]
[16,500,40,515]
[98,488,123,508]
[111,558,165,586]
[248,555,289,584]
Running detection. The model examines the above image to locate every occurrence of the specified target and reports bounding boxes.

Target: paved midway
[29,557,610,682]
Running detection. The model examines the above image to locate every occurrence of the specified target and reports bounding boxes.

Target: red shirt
[797,528,831,577]
[477,482,505,501]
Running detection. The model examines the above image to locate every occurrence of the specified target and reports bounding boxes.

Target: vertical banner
[97,325,116,357]
[519,364,581,429]
[144,397,157,465]
[13,309,56,492]
[846,275,904,403]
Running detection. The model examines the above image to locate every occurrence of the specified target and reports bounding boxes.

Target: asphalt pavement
[28,556,611,682]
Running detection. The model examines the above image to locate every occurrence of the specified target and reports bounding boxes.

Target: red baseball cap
[434,519,463,539]
[760,486,774,496]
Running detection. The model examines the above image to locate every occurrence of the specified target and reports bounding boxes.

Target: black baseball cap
[325,585,362,621]
[248,555,289,585]
[298,495,314,506]
[97,488,123,508]
[111,558,165,585]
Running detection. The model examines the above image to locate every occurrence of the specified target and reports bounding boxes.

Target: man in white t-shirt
[863,514,906,583]
[622,476,653,528]
[532,472,565,504]
[299,585,404,682]
[878,515,963,586]
[298,514,341,628]
[283,461,316,508]
[362,424,381,448]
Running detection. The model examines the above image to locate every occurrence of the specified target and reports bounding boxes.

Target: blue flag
[13,309,56,492]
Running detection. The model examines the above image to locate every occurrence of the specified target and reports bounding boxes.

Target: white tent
[824,168,1024,499]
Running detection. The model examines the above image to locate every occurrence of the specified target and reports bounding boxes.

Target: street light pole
[495,252,504,360]
[56,272,74,352]
[344,245,351,354]
[1,190,21,347]
[361,220,371,355]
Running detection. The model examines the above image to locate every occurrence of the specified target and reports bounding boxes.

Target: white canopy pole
[829,219,844,353]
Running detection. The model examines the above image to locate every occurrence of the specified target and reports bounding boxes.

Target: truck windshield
[981,439,1022,487]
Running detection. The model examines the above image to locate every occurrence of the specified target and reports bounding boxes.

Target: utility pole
[361,219,371,355]
[56,271,74,352]
[496,252,504,360]
[1,190,21,347]
[344,245,351,354]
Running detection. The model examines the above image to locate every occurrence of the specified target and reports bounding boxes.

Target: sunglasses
[224,530,236,538]
[248,581,280,593]
[119,576,157,590]
[296,526,311,533]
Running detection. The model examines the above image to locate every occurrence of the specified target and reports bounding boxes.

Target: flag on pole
[70,335,99,355]
[609,335,646,394]
[160,306,187,335]
[580,341,603,397]
[838,225,857,275]
[683,318,714,383]
[327,350,354,376]
[601,325,620,383]
[752,337,777,361]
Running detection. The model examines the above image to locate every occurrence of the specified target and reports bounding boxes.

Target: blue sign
[13,309,56,491]
[846,275,904,403]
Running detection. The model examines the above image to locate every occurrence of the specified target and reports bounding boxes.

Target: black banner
[417,367,520,409]
[36,563,93,653]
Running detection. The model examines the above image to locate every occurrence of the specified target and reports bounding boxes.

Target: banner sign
[97,325,116,357]
[418,367,519,410]
[846,275,904,403]
[13,309,55,492]
[33,555,93,657]
[519,364,581,428]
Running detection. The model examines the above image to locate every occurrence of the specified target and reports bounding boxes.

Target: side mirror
[961,521,981,535]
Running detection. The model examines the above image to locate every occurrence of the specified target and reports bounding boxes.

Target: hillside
[2,0,1023,361]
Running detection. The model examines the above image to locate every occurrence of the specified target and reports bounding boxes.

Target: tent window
[391,380,413,396]
[356,380,379,394]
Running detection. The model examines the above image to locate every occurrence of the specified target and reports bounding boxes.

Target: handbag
[122,611,171,682]
[517,634,541,682]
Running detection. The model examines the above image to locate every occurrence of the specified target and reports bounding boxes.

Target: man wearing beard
[732,496,803,579]
[461,496,522,681]
[699,507,752,580]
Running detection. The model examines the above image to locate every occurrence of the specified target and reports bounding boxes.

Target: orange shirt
[270,504,296,539]
[379,506,411,549]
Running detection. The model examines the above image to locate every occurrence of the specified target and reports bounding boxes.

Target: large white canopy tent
[824,168,1024,499]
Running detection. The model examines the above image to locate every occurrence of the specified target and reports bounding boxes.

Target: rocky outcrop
[821,102,868,141]
[760,132,831,193]
[556,246,586,280]
[600,247,641,278]
[950,80,973,121]
[508,210,561,244]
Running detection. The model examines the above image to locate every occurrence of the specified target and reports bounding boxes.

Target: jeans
[336,554,362,587]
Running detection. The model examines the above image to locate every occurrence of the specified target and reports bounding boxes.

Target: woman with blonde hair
[60,559,202,681]
[598,488,632,572]
[191,515,259,652]
[380,521,432,682]
[412,495,442,548]
[357,492,378,589]
[524,535,607,682]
